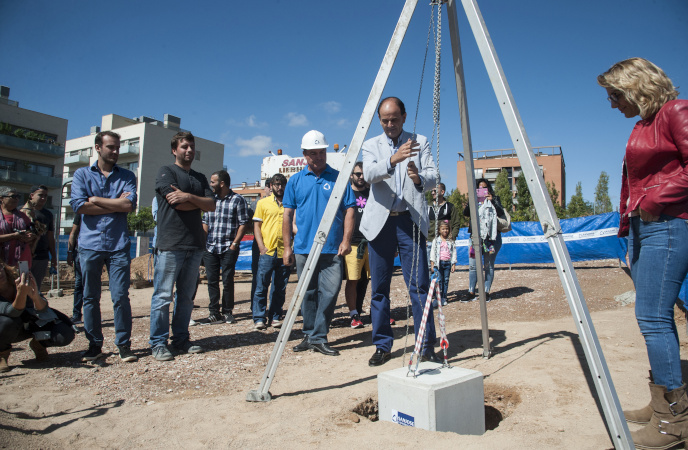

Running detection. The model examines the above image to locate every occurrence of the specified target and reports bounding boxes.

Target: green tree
[127,206,156,234]
[446,188,468,229]
[512,172,535,222]
[547,181,566,218]
[594,171,613,214]
[567,182,593,218]
[494,169,513,213]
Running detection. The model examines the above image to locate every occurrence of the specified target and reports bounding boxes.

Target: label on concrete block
[391,409,415,427]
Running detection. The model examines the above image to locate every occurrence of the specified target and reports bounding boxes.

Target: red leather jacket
[618,100,688,237]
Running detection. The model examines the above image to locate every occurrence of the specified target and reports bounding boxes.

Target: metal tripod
[247,1,633,448]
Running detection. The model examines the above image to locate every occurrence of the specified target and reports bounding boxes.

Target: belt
[389,210,410,217]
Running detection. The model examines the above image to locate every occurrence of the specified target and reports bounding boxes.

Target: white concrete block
[378,362,485,434]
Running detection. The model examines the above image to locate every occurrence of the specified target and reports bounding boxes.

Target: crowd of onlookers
[0,96,507,372]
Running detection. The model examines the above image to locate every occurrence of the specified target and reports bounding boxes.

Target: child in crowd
[430,220,456,307]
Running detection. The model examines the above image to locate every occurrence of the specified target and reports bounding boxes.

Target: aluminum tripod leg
[246,0,420,402]
[446,0,491,359]
[449,0,633,447]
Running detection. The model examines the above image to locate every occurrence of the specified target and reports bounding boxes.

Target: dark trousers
[204,249,239,315]
[0,309,75,351]
[72,248,84,319]
[368,214,436,354]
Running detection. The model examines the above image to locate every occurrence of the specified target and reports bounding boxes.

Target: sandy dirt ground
[2,259,685,449]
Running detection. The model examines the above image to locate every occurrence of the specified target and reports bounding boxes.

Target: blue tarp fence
[56,212,688,300]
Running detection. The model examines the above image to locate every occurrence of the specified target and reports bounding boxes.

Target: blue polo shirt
[70,161,137,252]
[283,164,356,254]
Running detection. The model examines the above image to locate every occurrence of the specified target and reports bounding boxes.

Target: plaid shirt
[202,190,249,254]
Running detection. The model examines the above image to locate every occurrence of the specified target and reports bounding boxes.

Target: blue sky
[1,0,686,206]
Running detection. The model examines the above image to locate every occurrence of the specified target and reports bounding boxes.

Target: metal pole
[457,0,632,447]
[446,0,490,358]
[247,0,420,402]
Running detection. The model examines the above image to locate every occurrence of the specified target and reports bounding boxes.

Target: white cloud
[226,115,267,128]
[285,112,309,127]
[335,118,350,128]
[235,135,275,157]
[321,101,342,114]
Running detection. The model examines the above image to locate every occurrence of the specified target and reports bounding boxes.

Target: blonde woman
[598,57,688,449]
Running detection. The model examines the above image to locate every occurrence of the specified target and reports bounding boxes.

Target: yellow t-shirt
[253,194,285,258]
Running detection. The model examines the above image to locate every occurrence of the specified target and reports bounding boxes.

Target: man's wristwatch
[230,242,237,248]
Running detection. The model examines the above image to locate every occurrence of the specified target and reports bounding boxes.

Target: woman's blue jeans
[629,215,688,390]
[469,234,502,294]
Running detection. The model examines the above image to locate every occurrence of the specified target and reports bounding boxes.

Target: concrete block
[378,362,485,434]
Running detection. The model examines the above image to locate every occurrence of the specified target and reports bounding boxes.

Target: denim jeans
[368,214,436,354]
[437,260,452,304]
[252,252,290,323]
[204,249,239,315]
[469,233,502,294]
[629,215,688,391]
[149,249,203,349]
[72,248,84,319]
[295,253,343,344]
[79,243,132,347]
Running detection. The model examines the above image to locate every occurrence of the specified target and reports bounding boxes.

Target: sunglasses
[2,194,20,199]
[352,172,364,177]
[607,92,620,104]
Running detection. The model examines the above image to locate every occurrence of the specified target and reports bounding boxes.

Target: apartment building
[456,146,566,206]
[0,86,67,215]
[62,113,224,234]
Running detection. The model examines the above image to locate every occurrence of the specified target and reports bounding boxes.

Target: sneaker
[189,318,198,326]
[152,345,174,361]
[254,320,267,330]
[173,340,204,354]
[350,314,364,329]
[195,314,224,325]
[117,345,138,363]
[390,318,396,326]
[70,316,83,325]
[82,346,105,362]
[223,313,236,324]
[272,319,282,329]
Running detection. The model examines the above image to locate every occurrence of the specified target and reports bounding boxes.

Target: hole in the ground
[352,385,521,430]
[353,396,379,422]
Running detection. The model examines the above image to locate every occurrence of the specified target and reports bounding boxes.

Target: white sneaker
[272,319,282,329]
[189,318,198,326]
[254,321,267,330]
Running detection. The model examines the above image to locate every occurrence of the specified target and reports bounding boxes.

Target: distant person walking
[598,58,688,449]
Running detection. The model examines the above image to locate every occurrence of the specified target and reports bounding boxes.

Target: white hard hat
[301,130,329,150]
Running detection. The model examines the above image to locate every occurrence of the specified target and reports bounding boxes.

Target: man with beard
[197,170,249,326]
[149,131,215,362]
[70,131,138,362]
[251,173,289,330]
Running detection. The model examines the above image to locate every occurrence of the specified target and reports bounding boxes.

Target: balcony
[0,134,64,158]
[0,168,62,188]
[120,143,140,156]
[64,153,90,166]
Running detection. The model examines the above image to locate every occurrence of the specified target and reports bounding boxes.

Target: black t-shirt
[428,201,454,221]
[351,187,369,245]
[33,208,54,260]
[155,164,214,251]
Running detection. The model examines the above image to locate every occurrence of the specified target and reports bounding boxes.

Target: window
[195,150,201,161]
[128,162,139,172]
[0,158,16,171]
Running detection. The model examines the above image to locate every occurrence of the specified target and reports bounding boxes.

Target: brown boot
[624,370,664,425]
[0,349,10,373]
[632,383,688,450]
[29,338,49,361]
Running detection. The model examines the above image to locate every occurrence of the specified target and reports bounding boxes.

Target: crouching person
[0,261,75,372]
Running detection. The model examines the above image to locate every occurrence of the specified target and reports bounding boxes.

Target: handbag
[497,210,512,233]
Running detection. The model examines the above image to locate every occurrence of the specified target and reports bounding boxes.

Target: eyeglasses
[352,172,364,177]
[2,194,20,199]
[607,92,620,104]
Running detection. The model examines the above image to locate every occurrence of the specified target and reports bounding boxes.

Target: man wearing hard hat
[282,130,356,356]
